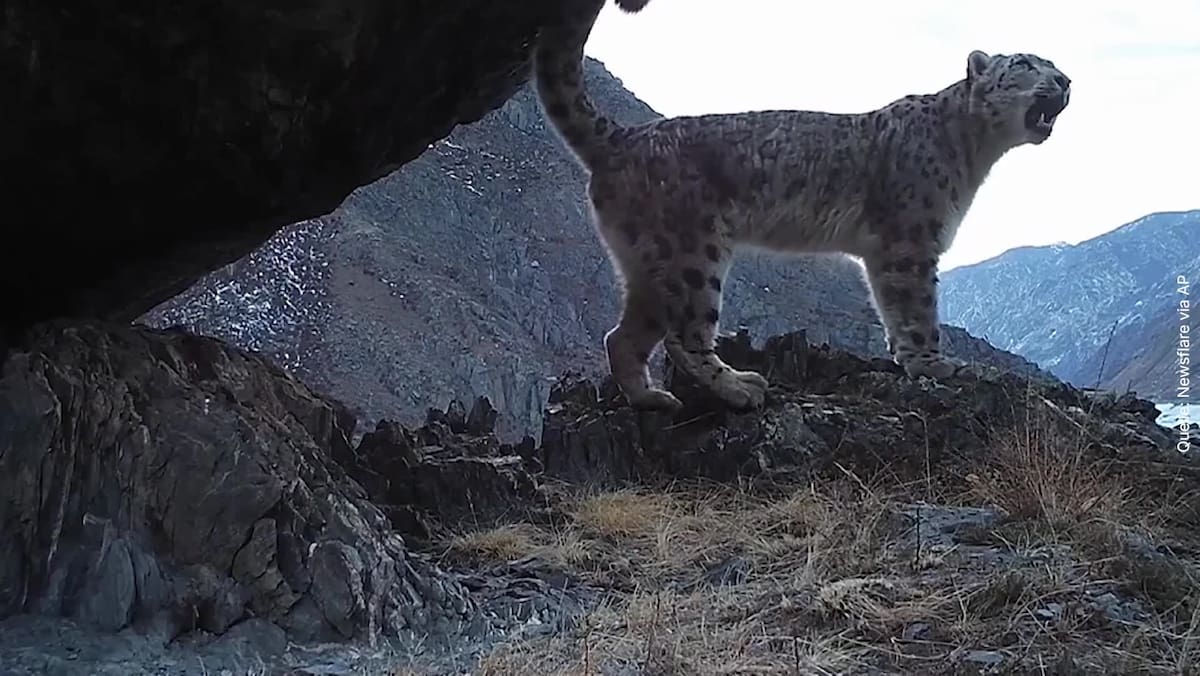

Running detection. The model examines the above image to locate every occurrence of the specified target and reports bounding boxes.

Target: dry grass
[962,405,1131,532]
[573,490,676,539]
[452,407,1200,675]
[448,524,541,562]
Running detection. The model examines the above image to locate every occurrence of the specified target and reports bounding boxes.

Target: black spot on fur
[546,102,569,119]
[654,234,673,260]
[665,280,684,297]
[705,308,719,324]
[910,331,927,347]
[682,267,705,290]
[883,286,914,305]
[708,276,722,291]
[679,232,698,253]
[645,317,662,332]
[622,224,639,245]
[704,244,721,262]
[694,149,740,202]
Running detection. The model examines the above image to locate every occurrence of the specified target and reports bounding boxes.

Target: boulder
[0,322,475,644]
[0,0,560,338]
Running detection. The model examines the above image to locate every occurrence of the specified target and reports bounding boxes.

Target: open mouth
[1025,92,1069,135]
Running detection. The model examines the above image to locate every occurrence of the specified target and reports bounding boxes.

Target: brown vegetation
[437,408,1200,675]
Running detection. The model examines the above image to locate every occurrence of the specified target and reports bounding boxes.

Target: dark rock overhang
[0,0,559,340]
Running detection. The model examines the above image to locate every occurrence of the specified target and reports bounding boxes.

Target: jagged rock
[0,322,475,645]
[339,403,539,536]
[331,329,1192,551]
[457,556,598,641]
[1,0,563,339]
[963,650,1005,669]
[537,330,1185,487]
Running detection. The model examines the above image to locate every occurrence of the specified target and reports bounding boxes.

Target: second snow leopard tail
[534,0,625,171]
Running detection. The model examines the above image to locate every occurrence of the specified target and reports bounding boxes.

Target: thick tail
[534,0,635,171]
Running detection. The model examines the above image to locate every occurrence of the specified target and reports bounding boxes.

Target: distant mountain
[1094,260,1197,398]
[940,210,1199,400]
[142,59,1045,442]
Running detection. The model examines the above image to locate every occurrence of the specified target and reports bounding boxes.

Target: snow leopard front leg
[862,243,966,380]
[657,241,768,412]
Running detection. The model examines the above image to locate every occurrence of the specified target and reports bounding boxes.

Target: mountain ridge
[940,209,1199,400]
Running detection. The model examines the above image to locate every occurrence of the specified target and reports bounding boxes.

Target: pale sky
[585,0,1199,270]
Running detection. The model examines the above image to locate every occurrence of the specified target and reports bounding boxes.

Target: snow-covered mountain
[940,210,1199,400]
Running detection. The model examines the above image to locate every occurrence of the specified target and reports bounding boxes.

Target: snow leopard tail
[614,0,650,12]
[534,0,646,170]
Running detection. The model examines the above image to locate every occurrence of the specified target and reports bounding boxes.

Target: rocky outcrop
[0,0,564,339]
[537,329,1180,486]
[0,322,476,645]
[336,329,1192,540]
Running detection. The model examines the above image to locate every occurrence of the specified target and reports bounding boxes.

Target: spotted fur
[534,1,1071,412]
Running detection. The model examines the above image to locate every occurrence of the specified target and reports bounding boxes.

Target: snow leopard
[533,0,1071,412]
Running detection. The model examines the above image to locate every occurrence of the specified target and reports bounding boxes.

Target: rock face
[143,58,1048,443]
[336,329,1187,542]
[0,0,561,339]
[940,210,1200,399]
[0,322,475,646]
[535,330,1178,487]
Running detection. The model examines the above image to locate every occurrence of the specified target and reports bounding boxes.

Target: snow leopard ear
[967,50,991,80]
